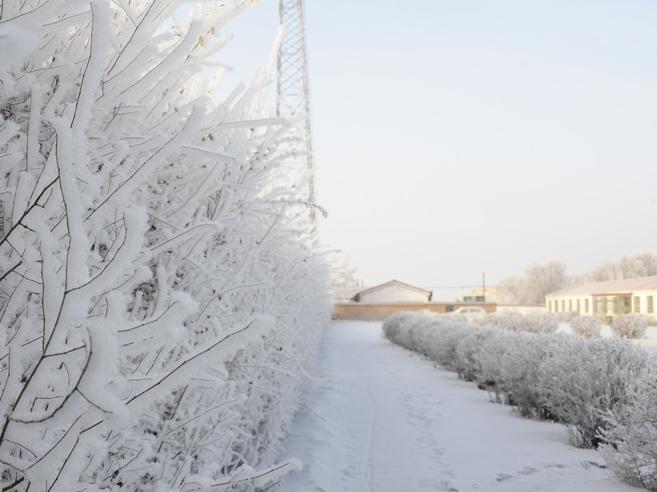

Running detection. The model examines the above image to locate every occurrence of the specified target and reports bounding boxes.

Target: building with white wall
[546,275,657,323]
[352,280,432,304]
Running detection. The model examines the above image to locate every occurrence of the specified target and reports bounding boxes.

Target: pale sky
[219,0,657,293]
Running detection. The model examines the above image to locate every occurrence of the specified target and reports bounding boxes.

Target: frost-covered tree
[0,1,329,490]
[328,250,362,301]
[498,253,657,307]
[601,364,657,491]
[496,261,566,305]
[577,252,657,283]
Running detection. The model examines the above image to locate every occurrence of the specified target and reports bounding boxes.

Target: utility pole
[276,0,316,222]
[482,272,486,302]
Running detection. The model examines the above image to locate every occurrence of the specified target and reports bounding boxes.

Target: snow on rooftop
[354,279,432,297]
[548,275,657,297]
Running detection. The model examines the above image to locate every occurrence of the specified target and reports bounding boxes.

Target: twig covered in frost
[0,1,331,490]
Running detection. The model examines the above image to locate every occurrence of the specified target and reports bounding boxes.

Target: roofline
[353,279,432,298]
[546,275,657,297]
[547,288,656,296]
[592,292,632,297]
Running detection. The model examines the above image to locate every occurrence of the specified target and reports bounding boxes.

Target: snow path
[278,321,639,492]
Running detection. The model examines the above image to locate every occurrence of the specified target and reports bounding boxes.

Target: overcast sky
[220,0,657,292]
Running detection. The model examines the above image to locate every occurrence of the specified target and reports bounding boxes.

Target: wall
[634,290,657,318]
[546,294,594,316]
[546,290,657,320]
[333,302,497,321]
[359,284,429,303]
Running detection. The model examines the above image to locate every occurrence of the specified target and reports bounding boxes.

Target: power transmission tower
[277,0,316,222]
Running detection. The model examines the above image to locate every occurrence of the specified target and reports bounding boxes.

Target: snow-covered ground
[278,321,639,492]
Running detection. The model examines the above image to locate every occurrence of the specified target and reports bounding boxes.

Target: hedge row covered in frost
[473,312,559,333]
[0,1,330,490]
[383,312,657,490]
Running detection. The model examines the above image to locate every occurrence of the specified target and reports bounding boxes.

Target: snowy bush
[474,312,557,334]
[524,313,559,334]
[497,332,555,418]
[476,312,526,331]
[537,337,647,448]
[427,323,469,370]
[383,313,469,370]
[475,329,516,399]
[611,314,648,339]
[385,313,552,408]
[570,315,602,338]
[0,1,330,490]
[600,363,657,491]
[454,327,495,382]
[383,312,650,455]
[557,311,579,322]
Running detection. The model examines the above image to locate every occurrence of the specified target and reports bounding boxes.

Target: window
[648,296,654,314]
[554,300,558,312]
[593,297,601,315]
[622,296,631,314]
[576,299,581,313]
[585,298,589,313]
[634,296,641,314]
[569,299,573,311]
[562,300,566,311]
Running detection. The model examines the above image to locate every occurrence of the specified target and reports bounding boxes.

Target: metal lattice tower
[277,0,316,221]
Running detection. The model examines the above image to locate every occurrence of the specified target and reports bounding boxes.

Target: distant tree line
[497,252,657,305]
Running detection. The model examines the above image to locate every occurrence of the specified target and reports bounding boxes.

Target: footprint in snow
[580,460,606,470]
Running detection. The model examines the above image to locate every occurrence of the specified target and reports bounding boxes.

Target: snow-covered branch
[0,0,330,490]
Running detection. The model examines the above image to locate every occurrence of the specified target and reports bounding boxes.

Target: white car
[453,306,487,321]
